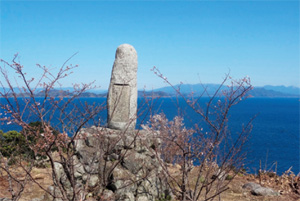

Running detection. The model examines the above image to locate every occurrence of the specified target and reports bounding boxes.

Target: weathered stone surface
[73,155,85,179]
[44,186,63,201]
[81,127,168,200]
[122,152,146,174]
[0,198,12,201]
[242,182,261,191]
[30,196,45,201]
[243,182,279,196]
[54,162,71,189]
[36,126,169,201]
[107,44,138,130]
[100,190,115,200]
[117,192,135,201]
[88,174,99,188]
[251,187,279,196]
[38,126,169,201]
[137,196,149,201]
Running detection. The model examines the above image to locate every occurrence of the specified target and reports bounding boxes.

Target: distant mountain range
[0,85,299,98]
[152,84,300,98]
[263,85,300,96]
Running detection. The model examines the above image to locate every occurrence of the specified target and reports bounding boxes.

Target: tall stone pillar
[107,44,138,130]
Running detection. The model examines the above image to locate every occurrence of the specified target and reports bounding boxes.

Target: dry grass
[0,163,299,200]
[165,164,300,201]
[0,166,53,200]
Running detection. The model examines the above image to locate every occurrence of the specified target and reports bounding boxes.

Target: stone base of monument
[43,126,170,201]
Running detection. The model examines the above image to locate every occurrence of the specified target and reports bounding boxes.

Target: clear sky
[0,1,299,90]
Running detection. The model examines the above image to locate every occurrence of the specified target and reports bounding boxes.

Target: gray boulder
[243,182,279,196]
[251,187,279,196]
[0,198,12,201]
[242,182,261,191]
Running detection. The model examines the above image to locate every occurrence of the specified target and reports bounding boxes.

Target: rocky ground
[0,164,299,201]
[0,127,299,201]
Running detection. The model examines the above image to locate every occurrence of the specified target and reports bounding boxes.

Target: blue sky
[0,1,299,90]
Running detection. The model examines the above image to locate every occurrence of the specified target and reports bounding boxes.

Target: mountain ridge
[0,84,299,98]
[152,84,299,98]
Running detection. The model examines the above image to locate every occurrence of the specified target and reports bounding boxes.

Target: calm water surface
[0,97,299,174]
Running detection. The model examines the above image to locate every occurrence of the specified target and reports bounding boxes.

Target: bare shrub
[0,54,256,201]
[143,67,254,201]
[0,55,165,201]
[0,54,106,200]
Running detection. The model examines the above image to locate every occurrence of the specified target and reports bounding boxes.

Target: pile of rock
[36,44,170,200]
[46,126,169,201]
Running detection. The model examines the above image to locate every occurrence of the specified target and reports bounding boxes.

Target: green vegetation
[0,121,59,160]
[156,194,172,201]
[0,121,65,167]
[225,175,234,181]
[0,129,34,163]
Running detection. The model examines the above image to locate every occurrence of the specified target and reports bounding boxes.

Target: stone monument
[35,45,170,201]
[107,44,138,130]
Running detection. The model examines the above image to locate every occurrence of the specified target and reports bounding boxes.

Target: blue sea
[0,97,299,175]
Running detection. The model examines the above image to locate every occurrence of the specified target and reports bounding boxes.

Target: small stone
[121,192,135,201]
[100,190,115,200]
[88,174,99,188]
[137,196,149,201]
[29,195,46,201]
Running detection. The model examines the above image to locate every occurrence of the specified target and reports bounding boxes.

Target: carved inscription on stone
[110,85,130,122]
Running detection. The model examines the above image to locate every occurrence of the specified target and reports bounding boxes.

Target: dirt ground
[220,174,300,201]
[0,167,53,201]
[0,165,299,201]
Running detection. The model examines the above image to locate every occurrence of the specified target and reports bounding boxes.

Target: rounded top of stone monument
[115,44,137,59]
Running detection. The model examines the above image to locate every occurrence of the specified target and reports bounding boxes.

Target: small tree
[0,54,105,200]
[143,67,254,201]
[0,54,161,200]
[1,54,255,201]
